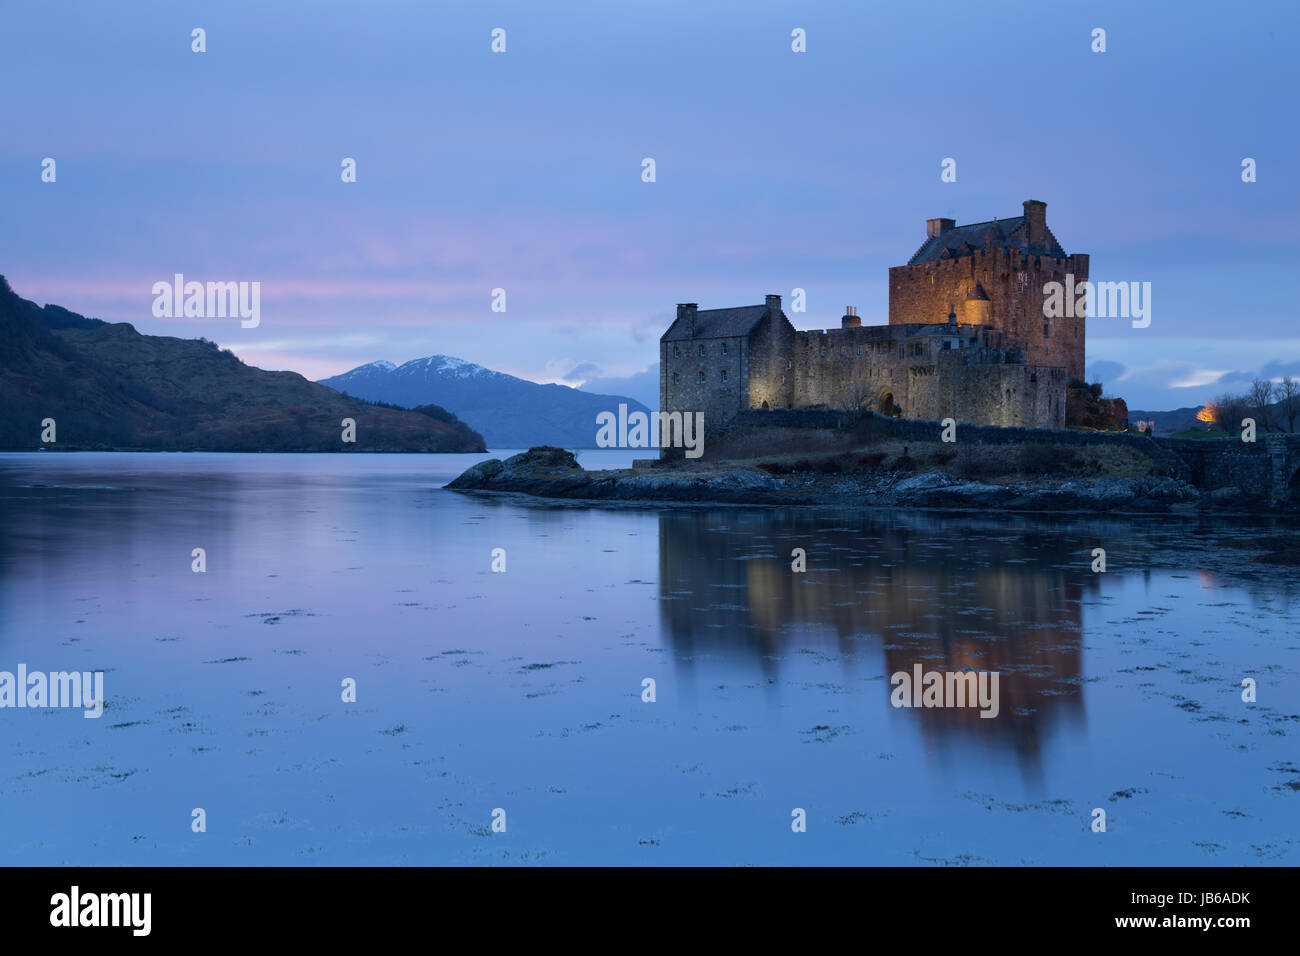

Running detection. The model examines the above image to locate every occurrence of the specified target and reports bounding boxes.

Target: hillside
[1125,407,1206,435]
[0,276,485,452]
[319,356,653,447]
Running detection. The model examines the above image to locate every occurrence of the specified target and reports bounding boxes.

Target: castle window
[786,360,792,370]
[698,370,706,383]
[857,347,863,355]
[1043,321,1050,338]
[672,372,679,385]
[720,369,728,382]
[673,345,680,358]
[821,349,827,357]
[943,341,951,350]
[698,344,705,357]
[841,347,847,357]
[721,342,728,356]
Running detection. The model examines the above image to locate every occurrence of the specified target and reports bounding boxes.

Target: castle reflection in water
[657,508,1099,769]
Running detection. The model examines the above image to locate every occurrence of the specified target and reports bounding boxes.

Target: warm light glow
[1196,404,1217,423]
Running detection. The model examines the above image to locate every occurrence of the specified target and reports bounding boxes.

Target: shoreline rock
[446,446,1281,514]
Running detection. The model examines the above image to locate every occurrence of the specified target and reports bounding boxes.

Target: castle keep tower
[888,200,1087,381]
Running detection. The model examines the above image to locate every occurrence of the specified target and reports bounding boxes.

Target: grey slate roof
[661,304,770,341]
[906,216,1066,265]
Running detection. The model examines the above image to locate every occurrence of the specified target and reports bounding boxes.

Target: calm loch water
[0,452,1296,865]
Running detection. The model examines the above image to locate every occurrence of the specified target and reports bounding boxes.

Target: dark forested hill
[0,276,485,452]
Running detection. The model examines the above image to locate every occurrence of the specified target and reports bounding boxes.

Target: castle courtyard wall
[661,316,1066,439]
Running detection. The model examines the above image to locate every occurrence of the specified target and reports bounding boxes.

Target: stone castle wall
[744,312,795,411]
[660,333,749,427]
[786,323,1064,429]
[660,316,1067,439]
[719,407,1155,446]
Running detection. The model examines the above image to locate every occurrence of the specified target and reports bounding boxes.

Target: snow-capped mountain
[318,355,653,448]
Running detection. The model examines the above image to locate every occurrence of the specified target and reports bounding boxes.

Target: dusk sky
[2,0,1296,409]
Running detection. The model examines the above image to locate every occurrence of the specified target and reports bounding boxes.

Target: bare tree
[1213,391,1250,433]
[1248,378,1277,431]
[839,382,874,414]
[1277,376,1300,432]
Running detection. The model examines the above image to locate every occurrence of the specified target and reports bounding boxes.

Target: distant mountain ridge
[1126,407,1206,435]
[319,356,652,447]
[577,366,659,411]
[0,276,485,452]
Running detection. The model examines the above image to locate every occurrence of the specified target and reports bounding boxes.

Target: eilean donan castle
[659,200,1087,431]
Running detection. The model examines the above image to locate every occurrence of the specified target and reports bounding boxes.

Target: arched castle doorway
[878,391,895,416]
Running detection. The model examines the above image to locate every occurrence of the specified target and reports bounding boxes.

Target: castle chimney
[765,293,782,316]
[947,304,957,326]
[677,302,698,337]
[841,305,861,329]
[1023,200,1047,246]
[927,217,956,238]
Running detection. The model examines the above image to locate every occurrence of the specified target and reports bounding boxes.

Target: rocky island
[446,436,1296,514]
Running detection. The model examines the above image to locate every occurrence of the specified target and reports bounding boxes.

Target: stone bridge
[1160,433,1300,507]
